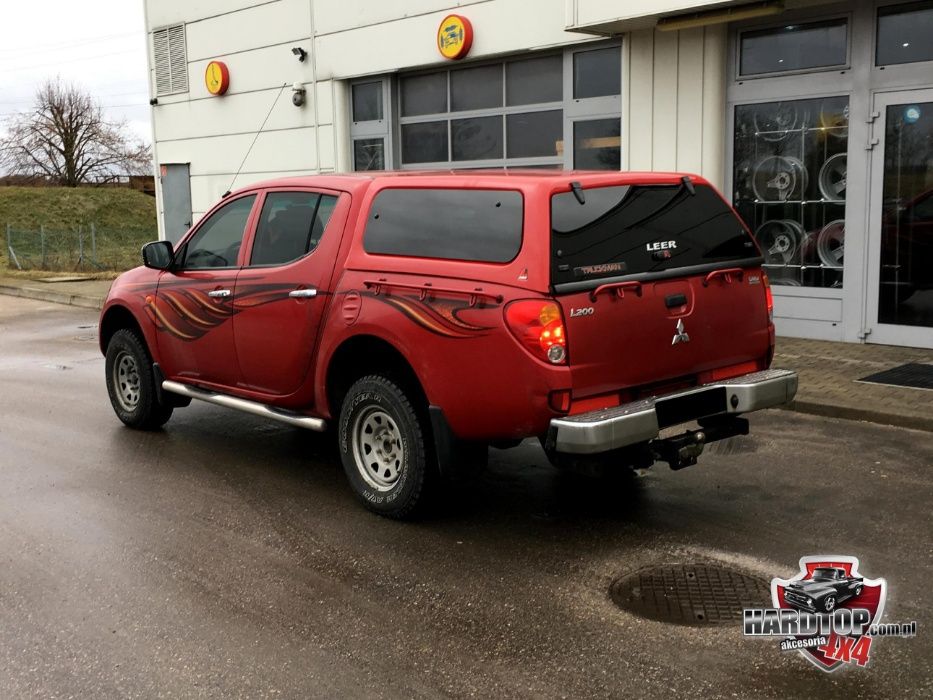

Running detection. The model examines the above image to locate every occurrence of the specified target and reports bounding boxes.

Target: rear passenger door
[232,189,347,397]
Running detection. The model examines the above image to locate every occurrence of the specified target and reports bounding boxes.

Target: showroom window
[738,19,848,77]
[876,1,933,66]
[350,81,391,171]
[733,96,848,288]
[356,44,621,171]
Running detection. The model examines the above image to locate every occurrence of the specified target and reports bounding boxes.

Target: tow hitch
[650,417,749,470]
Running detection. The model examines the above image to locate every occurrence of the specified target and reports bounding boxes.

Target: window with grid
[386,45,621,170]
[153,24,188,96]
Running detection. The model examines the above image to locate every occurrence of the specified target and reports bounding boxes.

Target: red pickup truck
[100,171,797,518]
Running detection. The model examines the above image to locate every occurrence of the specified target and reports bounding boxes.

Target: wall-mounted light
[657,1,784,31]
[291,82,307,107]
[291,47,307,62]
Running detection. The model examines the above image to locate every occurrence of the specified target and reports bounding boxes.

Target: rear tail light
[762,271,774,322]
[505,300,567,364]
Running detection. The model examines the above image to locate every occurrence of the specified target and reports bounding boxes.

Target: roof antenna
[222,82,288,197]
[681,175,695,196]
[570,180,586,205]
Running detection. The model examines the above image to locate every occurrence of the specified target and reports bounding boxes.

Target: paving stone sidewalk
[1,275,930,432]
[773,337,933,432]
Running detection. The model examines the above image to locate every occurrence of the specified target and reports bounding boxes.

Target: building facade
[144,0,933,349]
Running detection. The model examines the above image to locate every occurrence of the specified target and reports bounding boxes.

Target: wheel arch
[323,334,429,420]
[99,304,150,356]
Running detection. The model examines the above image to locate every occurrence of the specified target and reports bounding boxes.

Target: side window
[181,195,256,269]
[250,192,338,267]
[363,188,523,263]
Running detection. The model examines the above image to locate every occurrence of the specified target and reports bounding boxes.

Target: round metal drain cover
[610,564,770,626]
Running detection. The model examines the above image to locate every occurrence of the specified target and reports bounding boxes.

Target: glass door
[865,89,933,348]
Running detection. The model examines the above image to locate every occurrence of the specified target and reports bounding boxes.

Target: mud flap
[428,406,487,479]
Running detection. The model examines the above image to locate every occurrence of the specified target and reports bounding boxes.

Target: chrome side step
[162,380,327,432]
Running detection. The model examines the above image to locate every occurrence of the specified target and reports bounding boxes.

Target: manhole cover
[610,564,770,626]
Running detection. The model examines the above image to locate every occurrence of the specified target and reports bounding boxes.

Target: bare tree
[0,78,150,186]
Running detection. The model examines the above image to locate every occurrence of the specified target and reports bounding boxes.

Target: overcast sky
[0,0,150,144]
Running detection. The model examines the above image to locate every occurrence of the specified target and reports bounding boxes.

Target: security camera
[291,47,307,62]
[291,82,306,107]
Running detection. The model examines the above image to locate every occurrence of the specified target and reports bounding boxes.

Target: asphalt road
[1,295,931,699]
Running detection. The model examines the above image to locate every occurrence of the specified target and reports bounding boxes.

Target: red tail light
[505,300,567,364]
[762,271,774,322]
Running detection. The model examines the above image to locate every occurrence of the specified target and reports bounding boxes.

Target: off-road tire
[338,375,434,519]
[105,329,173,430]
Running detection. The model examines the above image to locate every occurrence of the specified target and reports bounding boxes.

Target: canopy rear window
[550,184,759,287]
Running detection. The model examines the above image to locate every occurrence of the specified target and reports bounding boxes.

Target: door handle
[289,287,318,298]
[207,289,231,298]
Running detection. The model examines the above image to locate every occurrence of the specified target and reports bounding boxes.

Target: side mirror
[142,240,175,270]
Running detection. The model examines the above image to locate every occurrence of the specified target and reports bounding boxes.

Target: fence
[3,224,157,272]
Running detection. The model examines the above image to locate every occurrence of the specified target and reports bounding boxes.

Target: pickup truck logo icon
[671,318,690,345]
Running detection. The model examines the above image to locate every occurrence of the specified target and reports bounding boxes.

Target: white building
[143,0,933,349]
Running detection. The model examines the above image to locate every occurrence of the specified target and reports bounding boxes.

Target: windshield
[550,184,759,288]
[811,568,840,581]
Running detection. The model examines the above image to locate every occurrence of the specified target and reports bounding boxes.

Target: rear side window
[363,188,523,263]
[250,192,337,266]
[550,184,758,286]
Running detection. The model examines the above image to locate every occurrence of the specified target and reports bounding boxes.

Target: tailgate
[550,181,771,397]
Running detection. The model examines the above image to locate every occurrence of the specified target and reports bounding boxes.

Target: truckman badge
[744,555,916,672]
[671,318,690,345]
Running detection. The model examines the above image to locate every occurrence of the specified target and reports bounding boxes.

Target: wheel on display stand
[752,156,808,202]
[754,219,804,266]
[818,153,847,201]
[753,103,806,142]
[816,220,845,269]
[819,101,849,140]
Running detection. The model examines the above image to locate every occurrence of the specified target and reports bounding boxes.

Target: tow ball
[650,417,749,470]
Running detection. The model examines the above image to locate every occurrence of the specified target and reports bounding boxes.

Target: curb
[780,400,933,434]
[0,283,104,310]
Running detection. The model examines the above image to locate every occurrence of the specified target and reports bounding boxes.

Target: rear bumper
[548,368,797,455]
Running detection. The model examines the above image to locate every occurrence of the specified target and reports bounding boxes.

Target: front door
[233,189,349,398]
[155,193,259,386]
[865,90,933,348]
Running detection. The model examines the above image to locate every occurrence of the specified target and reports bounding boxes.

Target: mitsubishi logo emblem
[671,318,690,345]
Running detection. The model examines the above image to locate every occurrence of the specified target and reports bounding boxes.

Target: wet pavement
[1,295,931,699]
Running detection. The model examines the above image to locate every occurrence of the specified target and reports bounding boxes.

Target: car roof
[229,170,708,198]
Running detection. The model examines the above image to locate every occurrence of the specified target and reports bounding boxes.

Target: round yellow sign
[205,60,230,96]
[437,15,473,60]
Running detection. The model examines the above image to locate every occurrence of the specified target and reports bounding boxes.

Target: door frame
[863,87,933,348]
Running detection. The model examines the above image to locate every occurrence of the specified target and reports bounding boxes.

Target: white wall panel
[315,80,335,126]
[651,30,679,171]
[573,0,736,27]
[185,0,312,62]
[627,30,654,171]
[313,0,486,35]
[774,296,843,322]
[624,25,726,184]
[156,89,315,142]
[157,128,317,177]
[185,44,313,98]
[315,0,589,80]
[675,28,704,174]
[147,0,270,28]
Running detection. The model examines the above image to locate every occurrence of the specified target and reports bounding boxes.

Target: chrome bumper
[548,368,797,455]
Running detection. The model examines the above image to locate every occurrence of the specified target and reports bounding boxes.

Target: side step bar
[162,380,327,432]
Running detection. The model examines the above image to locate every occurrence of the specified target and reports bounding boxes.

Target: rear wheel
[105,329,173,430]
[338,375,434,519]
